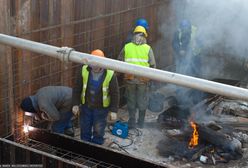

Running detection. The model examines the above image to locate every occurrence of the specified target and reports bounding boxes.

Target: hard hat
[133,26,148,37]
[91,49,105,57]
[179,19,191,29]
[135,18,149,30]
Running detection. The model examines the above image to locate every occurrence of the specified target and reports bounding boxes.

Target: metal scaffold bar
[1,33,248,101]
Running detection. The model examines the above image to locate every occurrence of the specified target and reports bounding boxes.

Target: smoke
[181,0,248,55]
[154,0,248,116]
[159,0,248,80]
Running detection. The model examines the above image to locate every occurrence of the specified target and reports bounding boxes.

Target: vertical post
[61,0,74,86]
[14,0,32,139]
[0,0,11,137]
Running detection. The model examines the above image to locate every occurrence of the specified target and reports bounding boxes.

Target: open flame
[23,124,29,133]
[23,124,34,133]
[188,121,199,148]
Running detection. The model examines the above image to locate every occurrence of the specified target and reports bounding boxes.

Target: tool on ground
[111,121,129,139]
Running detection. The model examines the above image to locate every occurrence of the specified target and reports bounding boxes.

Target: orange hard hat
[91,49,105,57]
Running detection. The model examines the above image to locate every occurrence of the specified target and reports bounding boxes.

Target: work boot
[137,121,144,129]
[64,128,75,137]
[128,119,136,129]
[137,110,146,128]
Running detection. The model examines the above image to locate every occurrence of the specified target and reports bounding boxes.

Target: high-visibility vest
[124,42,150,67]
[179,25,201,55]
[81,65,114,107]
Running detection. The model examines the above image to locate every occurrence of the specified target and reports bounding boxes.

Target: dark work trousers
[80,105,108,145]
[51,111,73,134]
[126,83,148,128]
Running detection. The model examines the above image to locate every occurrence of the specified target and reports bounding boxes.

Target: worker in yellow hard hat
[118,26,156,129]
[72,49,120,145]
[125,18,149,44]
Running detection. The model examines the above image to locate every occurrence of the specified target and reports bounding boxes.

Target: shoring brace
[57,46,74,63]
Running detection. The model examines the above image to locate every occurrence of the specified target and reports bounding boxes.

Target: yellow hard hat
[133,26,148,37]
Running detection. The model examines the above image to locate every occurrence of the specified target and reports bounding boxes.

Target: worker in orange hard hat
[89,49,105,72]
[91,49,104,57]
[118,26,156,129]
[72,49,120,145]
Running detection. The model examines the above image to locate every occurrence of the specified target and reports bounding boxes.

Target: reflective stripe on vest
[81,65,114,107]
[124,42,150,67]
[179,25,201,55]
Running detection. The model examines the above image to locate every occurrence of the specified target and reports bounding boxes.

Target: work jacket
[72,65,119,112]
[81,65,113,108]
[173,25,201,56]
[30,86,72,121]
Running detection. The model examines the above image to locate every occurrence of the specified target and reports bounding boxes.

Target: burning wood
[188,121,199,148]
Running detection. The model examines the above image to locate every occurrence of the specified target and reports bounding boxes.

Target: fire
[23,124,29,133]
[188,121,199,148]
[23,124,34,133]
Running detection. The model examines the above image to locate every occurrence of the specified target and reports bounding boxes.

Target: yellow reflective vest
[81,65,114,107]
[179,25,201,56]
[124,42,150,67]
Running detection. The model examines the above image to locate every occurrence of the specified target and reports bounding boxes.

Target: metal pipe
[1,33,248,101]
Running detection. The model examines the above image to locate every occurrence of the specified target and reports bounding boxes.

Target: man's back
[35,86,72,120]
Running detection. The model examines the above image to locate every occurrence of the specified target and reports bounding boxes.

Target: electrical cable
[107,123,141,150]
[111,141,130,154]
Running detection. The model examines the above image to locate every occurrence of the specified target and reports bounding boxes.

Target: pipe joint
[57,47,74,63]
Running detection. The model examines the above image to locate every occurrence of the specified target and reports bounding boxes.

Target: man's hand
[72,105,80,116]
[109,112,117,121]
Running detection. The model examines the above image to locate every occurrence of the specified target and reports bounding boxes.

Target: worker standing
[119,26,156,129]
[72,49,120,145]
[172,19,202,77]
[125,18,149,44]
[20,86,75,136]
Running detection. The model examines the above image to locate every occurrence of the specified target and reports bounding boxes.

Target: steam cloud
[160,0,248,79]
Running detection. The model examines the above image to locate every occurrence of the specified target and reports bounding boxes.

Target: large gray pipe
[1,33,248,101]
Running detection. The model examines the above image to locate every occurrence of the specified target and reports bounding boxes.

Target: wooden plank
[15,0,32,138]
[91,0,105,50]
[0,0,12,137]
[61,0,74,86]
[30,0,41,92]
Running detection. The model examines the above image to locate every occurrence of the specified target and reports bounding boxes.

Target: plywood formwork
[0,0,168,138]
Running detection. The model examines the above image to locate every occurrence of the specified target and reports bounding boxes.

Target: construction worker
[125,18,149,44]
[119,26,156,129]
[72,49,119,145]
[20,86,75,136]
[172,19,202,77]
[172,20,204,112]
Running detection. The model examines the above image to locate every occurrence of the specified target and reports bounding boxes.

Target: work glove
[35,110,50,121]
[72,105,80,116]
[40,112,50,121]
[109,112,117,121]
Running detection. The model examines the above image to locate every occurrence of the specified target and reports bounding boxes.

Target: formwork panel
[0,0,166,140]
